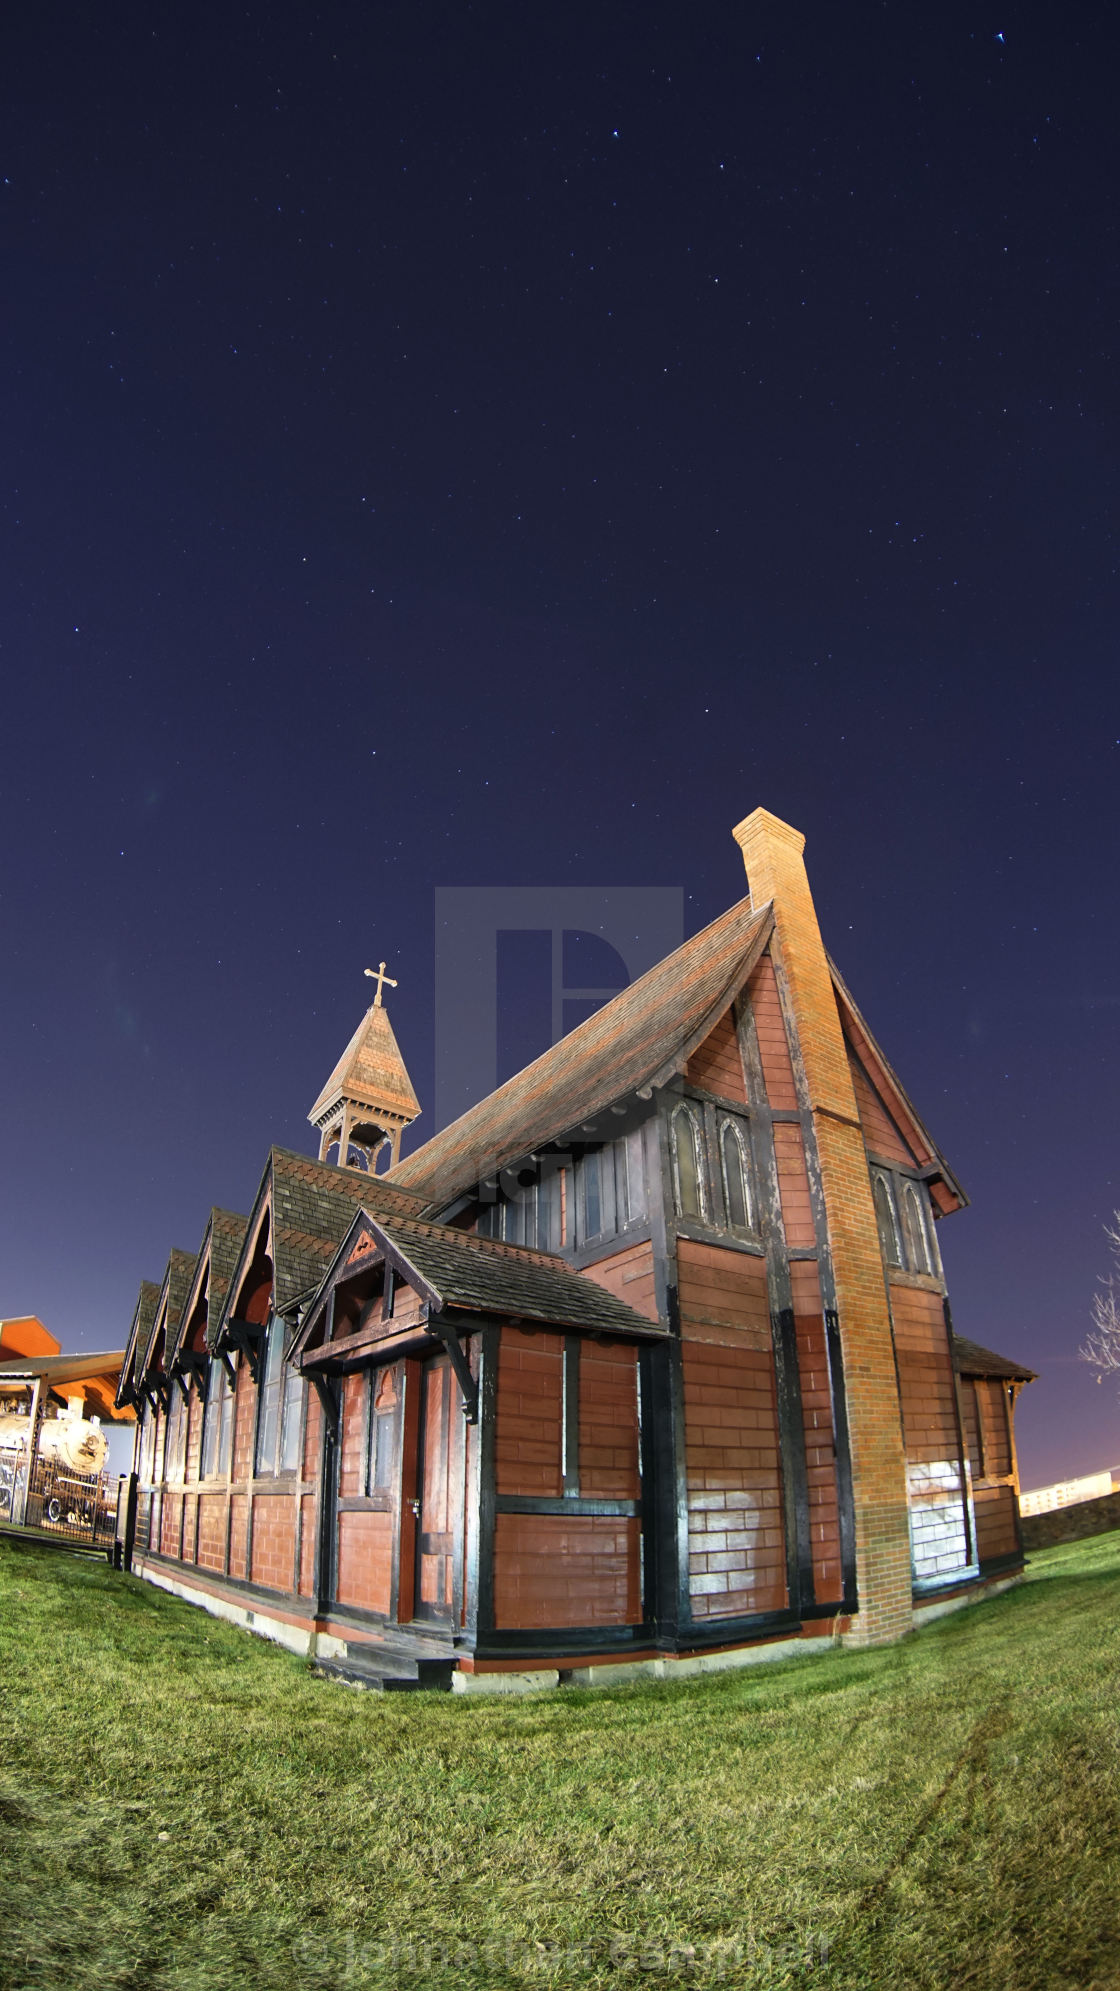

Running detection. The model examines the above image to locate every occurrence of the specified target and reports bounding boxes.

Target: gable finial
[364,961,397,1007]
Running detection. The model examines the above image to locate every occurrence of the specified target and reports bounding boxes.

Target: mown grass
[1,1538,1119,1990]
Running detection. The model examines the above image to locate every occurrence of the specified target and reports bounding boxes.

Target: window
[670,1103,705,1220]
[366,1365,400,1493]
[279,1354,304,1473]
[479,1165,562,1250]
[166,1389,188,1483]
[139,1402,157,1482]
[901,1182,935,1276]
[255,1318,304,1476]
[478,1128,649,1253]
[719,1117,755,1232]
[872,1170,902,1267]
[201,1356,234,1479]
[617,1125,648,1228]
[872,1167,939,1278]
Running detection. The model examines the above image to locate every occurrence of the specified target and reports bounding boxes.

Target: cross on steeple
[364,961,397,1007]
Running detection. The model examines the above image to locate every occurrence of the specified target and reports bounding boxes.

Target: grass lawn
[1,1539,1119,1990]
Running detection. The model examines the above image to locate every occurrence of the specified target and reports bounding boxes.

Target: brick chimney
[732,807,912,1645]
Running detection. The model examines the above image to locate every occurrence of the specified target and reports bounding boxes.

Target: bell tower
[308,962,421,1172]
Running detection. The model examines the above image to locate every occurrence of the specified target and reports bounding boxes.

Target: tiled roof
[953,1334,1037,1383]
[167,1209,248,1368]
[141,1250,197,1378]
[320,1209,668,1341]
[308,1000,421,1128]
[389,896,774,1209]
[208,1209,249,1324]
[212,1146,429,1341]
[117,1280,162,1406]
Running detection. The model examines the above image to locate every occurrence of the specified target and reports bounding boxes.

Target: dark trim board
[975,1551,1027,1580]
[476,1606,805,1662]
[495,1495,640,1518]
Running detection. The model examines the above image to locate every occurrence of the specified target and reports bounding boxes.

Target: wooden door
[413,1354,463,1627]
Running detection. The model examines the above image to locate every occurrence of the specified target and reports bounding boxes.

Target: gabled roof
[213,1146,429,1343]
[953,1334,1037,1384]
[308,1000,421,1129]
[294,1207,668,1358]
[166,1209,248,1371]
[117,1279,162,1407]
[139,1250,197,1383]
[828,955,967,1213]
[389,897,774,1210]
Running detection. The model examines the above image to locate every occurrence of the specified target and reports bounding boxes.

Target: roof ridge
[388,895,773,1208]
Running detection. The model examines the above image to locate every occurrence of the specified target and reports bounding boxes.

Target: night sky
[3,4,1118,1490]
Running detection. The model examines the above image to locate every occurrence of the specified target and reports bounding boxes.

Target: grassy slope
[1,1538,1119,1991]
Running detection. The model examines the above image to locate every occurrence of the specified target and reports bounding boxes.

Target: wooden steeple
[308,964,421,1172]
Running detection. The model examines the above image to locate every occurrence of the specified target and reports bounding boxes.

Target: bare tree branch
[1081,1214,1120,1383]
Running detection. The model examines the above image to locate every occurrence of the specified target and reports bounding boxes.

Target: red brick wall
[677,1237,770,1344]
[789,1259,844,1604]
[229,1493,249,1579]
[849,1053,916,1166]
[495,1328,563,1497]
[302,1384,323,1480]
[733,810,913,1644]
[579,1239,659,1323]
[231,1358,256,1482]
[492,1514,640,1629]
[160,1491,183,1559]
[250,1492,296,1593]
[338,1373,367,1498]
[685,1007,748,1101]
[197,1493,227,1574]
[579,1342,639,1499]
[890,1283,960,1467]
[747,954,799,1109]
[772,1121,816,1249]
[298,1494,317,1595]
[185,1390,204,1483]
[336,1509,394,1614]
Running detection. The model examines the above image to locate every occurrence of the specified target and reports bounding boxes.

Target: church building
[115,808,1034,1690]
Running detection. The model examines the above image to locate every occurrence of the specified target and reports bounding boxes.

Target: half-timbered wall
[677,1239,787,1618]
[889,1281,971,1584]
[961,1377,1019,1565]
[491,1325,642,1631]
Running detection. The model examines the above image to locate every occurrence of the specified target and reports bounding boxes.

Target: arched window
[901,1182,934,1276]
[719,1118,754,1231]
[671,1104,704,1220]
[872,1170,902,1267]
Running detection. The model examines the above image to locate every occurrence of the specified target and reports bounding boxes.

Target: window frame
[200,1354,236,1481]
[717,1113,756,1234]
[669,1100,707,1222]
[254,1315,305,1478]
[365,1362,402,1498]
[870,1163,941,1280]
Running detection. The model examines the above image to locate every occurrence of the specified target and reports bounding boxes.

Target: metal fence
[2,1450,120,1548]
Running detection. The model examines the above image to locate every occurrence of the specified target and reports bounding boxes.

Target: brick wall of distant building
[1021,1490,1120,1550]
